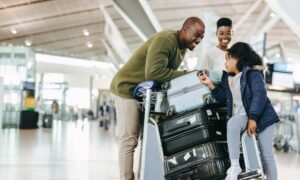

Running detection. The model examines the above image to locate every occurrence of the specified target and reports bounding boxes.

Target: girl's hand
[247,119,257,135]
[197,70,215,89]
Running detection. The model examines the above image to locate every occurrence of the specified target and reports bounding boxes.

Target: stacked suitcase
[159,108,229,179]
[140,70,265,180]
[157,70,230,179]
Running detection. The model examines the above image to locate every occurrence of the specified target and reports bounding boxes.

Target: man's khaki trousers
[112,94,141,180]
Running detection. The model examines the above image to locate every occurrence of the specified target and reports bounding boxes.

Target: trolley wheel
[161,82,170,90]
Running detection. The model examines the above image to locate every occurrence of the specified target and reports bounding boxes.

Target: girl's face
[216,26,232,48]
[225,52,238,73]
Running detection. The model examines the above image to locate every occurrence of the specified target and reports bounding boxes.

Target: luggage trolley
[140,89,165,180]
[140,89,265,180]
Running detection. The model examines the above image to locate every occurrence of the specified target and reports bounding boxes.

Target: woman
[200,17,232,71]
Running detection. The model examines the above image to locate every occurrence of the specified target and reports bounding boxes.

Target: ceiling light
[25,39,32,46]
[87,42,93,48]
[83,29,90,36]
[270,12,276,18]
[94,73,99,80]
[11,28,17,34]
[275,53,280,58]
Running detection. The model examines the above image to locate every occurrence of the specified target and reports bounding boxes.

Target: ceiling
[0,0,299,64]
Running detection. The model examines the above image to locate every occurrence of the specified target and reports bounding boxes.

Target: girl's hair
[228,42,263,72]
[217,17,232,29]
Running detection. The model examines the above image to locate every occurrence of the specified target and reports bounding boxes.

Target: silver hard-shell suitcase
[166,70,222,116]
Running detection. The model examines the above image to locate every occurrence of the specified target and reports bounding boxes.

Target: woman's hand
[247,119,257,135]
[197,70,215,90]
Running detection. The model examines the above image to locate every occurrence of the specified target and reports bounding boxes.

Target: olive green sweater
[110,30,187,99]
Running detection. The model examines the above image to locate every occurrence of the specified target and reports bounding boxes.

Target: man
[110,17,205,180]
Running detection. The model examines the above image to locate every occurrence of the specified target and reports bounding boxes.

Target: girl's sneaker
[225,166,242,180]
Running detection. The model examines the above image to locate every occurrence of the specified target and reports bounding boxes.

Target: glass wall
[0,46,36,128]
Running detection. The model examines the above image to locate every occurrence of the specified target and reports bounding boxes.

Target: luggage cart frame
[140,89,265,180]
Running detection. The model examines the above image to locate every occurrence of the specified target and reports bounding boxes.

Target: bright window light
[43,73,64,83]
[36,53,113,69]
[186,57,198,70]
[66,88,90,108]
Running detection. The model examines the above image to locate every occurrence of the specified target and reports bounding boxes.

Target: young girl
[199,42,279,180]
[200,17,232,71]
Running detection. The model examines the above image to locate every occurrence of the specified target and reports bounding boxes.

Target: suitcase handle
[168,122,191,132]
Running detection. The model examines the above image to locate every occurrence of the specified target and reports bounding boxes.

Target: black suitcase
[42,114,53,128]
[167,157,229,180]
[209,107,227,141]
[165,142,227,173]
[159,107,227,139]
[162,123,216,156]
[159,107,227,155]
[19,110,39,129]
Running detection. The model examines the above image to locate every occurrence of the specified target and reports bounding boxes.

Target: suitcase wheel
[203,94,212,105]
[166,106,175,117]
[161,82,170,90]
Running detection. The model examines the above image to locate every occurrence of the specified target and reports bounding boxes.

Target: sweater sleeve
[144,37,187,83]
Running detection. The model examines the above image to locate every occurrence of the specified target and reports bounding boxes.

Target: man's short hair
[182,17,203,30]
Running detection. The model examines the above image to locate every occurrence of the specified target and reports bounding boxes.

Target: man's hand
[247,119,257,135]
[197,70,215,90]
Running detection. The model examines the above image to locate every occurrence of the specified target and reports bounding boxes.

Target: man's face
[183,22,205,50]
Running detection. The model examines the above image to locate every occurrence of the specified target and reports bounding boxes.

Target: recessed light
[83,29,90,36]
[25,39,32,46]
[11,28,17,34]
[87,42,93,48]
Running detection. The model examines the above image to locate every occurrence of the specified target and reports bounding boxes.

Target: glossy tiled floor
[0,119,299,180]
[0,120,120,180]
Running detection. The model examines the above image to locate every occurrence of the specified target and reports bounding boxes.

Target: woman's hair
[227,42,263,71]
[217,17,232,29]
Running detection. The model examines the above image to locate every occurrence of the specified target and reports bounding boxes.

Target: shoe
[225,166,242,180]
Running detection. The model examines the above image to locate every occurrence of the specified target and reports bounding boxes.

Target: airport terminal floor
[0,119,298,180]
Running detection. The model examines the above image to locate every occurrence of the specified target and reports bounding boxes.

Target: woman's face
[225,52,238,73]
[216,26,232,48]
